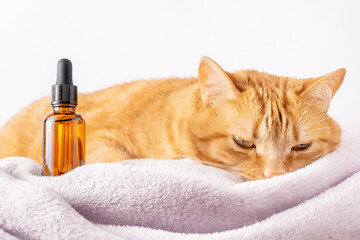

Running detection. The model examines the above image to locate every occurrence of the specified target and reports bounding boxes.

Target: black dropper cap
[51,59,78,106]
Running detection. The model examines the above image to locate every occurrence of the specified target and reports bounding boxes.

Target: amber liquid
[41,104,85,176]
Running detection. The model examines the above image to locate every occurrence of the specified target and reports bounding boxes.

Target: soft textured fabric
[0,122,359,240]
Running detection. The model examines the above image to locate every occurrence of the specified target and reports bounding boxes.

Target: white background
[0,0,359,128]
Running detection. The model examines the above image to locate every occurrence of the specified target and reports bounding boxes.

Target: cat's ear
[301,68,346,112]
[198,56,238,106]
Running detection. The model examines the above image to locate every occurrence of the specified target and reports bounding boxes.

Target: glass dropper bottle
[41,59,85,176]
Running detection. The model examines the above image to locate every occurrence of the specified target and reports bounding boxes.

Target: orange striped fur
[0,57,345,180]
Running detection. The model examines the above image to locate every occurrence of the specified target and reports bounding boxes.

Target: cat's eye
[292,143,311,151]
[233,136,255,149]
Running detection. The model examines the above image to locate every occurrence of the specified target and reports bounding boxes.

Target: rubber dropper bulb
[56,59,73,85]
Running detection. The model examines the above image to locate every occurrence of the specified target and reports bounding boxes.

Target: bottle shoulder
[43,111,85,123]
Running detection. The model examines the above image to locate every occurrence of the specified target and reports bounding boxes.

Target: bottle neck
[52,104,76,113]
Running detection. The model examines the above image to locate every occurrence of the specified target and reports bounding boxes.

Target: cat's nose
[263,170,285,178]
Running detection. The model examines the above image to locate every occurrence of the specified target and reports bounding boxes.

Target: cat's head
[191,57,345,180]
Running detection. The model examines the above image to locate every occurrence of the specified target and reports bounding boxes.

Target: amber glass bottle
[42,59,85,176]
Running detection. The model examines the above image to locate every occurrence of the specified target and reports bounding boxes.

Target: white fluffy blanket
[1,122,360,240]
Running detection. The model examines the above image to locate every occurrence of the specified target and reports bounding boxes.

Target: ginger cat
[0,57,345,180]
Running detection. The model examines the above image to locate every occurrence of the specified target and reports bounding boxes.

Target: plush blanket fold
[0,123,359,240]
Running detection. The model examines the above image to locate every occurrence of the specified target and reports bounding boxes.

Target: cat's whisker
[305,125,334,131]
[298,114,310,129]
[302,117,330,130]
[303,126,334,134]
